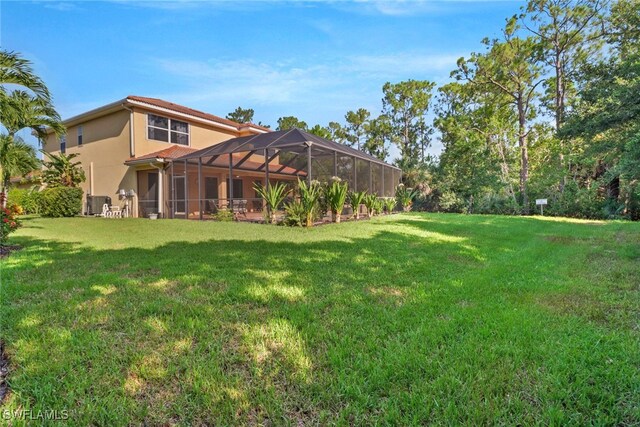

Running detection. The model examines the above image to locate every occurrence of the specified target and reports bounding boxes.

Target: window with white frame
[60,135,67,153]
[147,114,189,145]
[77,125,83,146]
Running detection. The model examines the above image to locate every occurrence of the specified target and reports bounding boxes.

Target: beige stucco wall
[44,109,137,214]
[131,108,240,156]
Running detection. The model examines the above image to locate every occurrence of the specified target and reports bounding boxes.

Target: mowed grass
[0,213,638,425]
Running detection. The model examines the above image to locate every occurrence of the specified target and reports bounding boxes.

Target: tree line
[230,0,639,220]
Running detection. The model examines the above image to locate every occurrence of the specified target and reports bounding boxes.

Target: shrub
[438,191,466,213]
[395,184,417,212]
[363,194,378,218]
[1,206,21,245]
[383,198,396,214]
[40,187,83,217]
[7,188,42,214]
[325,177,348,223]
[254,182,290,224]
[213,208,235,222]
[298,179,322,227]
[348,190,367,220]
[475,192,520,215]
[283,199,306,227]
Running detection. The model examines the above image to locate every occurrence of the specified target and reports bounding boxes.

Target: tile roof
[9,170,41,184]
[127,96,271,132]
[125,145,199,163]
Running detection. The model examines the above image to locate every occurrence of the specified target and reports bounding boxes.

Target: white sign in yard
[536,199,548,215]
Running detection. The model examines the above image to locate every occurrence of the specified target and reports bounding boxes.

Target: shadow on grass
[1,216,638,425]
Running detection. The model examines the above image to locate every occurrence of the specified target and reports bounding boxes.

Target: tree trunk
[495,135,518,206]
[555,50,567,193]
[1,177,8,208]
[518,98,529,215]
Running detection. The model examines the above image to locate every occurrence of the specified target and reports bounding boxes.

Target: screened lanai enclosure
[166,128,402,220]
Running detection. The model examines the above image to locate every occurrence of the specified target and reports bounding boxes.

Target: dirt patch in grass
[0,244,21,258]
[367,286,406,306]
[543,235,581,244]
[537,291,638,330]
[0,341,9,403]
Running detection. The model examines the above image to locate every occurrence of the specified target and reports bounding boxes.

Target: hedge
[40,187,83,217]
[8,188,43,214]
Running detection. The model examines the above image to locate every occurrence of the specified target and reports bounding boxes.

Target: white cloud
[152,51,463,103]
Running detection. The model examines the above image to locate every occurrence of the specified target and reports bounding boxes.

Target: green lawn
[1,214,638,425]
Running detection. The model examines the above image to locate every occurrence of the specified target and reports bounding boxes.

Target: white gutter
[121,103,135,158]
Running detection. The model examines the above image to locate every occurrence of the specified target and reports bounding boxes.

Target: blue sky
[2,0,525,158]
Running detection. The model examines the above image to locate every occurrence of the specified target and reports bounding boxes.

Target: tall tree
[308,124,332,139]
[344,108,370,150]
[561,0,640,218]
[0,90,64,142]
[363,115,391,160]
[276,116,308,131]
[454,20,544,213]
[521,0,605,130]
[381,79,436,165]
[0,135,39,206]
[0,50,51,101]
[226,106,254,124]
[435,82,514,209]
[521,0,606,191]
[326,121,348,145]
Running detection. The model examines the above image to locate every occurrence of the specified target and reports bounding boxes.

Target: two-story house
[43,96,277,218]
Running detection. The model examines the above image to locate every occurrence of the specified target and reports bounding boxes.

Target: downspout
[122,103,135,158]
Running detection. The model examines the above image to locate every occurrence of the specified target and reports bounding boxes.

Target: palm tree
[41,151,85,188]
[0,90,64,141]
[0,50,51,101]
[0,135,39,206]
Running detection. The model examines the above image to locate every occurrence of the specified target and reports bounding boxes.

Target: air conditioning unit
[86,195,112,215]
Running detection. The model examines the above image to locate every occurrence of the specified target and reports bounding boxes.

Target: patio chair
[99,203,111,218]
[205,200,218,215]
[231,199,247,218]
[111,206,122,218]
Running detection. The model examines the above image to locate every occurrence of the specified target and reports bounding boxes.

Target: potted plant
[325,177,348,223]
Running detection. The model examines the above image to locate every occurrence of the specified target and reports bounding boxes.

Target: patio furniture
[96,203,112,218]
[110,206,122,218]
[205,200,218,215]
[231,199,247,218]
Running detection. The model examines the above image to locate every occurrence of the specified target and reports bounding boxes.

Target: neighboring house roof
[46,96,270,134]
[9,170,41,184]
[126,145,303,176]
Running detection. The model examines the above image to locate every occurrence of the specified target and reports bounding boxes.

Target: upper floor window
[60,135,67,153]
[147,114,189,145]
[77,126,83,146]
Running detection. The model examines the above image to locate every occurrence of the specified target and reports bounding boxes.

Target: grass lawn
[0,213,638,425]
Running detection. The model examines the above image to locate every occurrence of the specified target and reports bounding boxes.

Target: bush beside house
[39,187,83,217]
